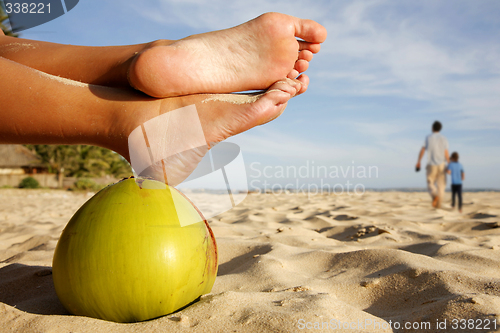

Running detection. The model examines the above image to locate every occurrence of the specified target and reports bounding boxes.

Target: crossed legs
[0,13,327,184]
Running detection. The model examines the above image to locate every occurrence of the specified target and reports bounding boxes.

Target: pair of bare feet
[0,12,327,184]
[114,12,327,183]
[434,197,462,213]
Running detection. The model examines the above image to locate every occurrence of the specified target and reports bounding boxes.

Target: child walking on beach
[447,152,465,213]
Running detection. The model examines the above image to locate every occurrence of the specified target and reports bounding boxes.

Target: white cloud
[228,127,351,161]
[229,125,418,168]
[120,0,500,187]
[313,1,500,129]
[127,0,327,30]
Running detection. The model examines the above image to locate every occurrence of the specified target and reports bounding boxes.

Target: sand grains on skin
[37,71,89,88]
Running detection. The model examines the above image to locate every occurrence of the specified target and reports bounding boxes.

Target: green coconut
[52,178,218,323]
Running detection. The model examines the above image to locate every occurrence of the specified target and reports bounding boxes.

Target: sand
[1,189,499,332]
[37,71,89,88]
[201,78,298,105]
[0,43,37,53]
[202,92,263,105]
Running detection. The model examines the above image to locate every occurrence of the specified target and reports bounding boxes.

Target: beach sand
[1,189,499,332]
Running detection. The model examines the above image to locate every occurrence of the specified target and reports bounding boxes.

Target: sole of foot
[120,77,305,185]
[128,12,326,97]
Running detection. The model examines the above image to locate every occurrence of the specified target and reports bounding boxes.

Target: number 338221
[5,3,51,14]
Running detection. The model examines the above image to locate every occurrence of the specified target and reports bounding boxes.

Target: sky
[16,0,500,190]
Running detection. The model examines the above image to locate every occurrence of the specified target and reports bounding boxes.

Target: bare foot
[113,77,306,184]
[127,13,326,97]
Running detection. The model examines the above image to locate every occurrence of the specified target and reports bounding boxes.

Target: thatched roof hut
[0,145,44,174]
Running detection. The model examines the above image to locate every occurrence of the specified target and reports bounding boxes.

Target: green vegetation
[24,145,132,179]
[19,176,40,188]
[72,178,105,192]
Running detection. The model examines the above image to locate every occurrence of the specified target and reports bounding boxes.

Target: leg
[435,163,447,208]
[0,30,155,88]
[451,184,457,208]
[457,184,463,213]
[0,56,127,146]
[0,56,303,184]
[128,12,327,97]
[426,165,439,207]
[1,13,326,97]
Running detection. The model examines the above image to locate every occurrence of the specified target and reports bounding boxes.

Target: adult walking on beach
[416,121,450,208]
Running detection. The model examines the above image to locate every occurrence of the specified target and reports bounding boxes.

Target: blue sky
[19,0,500,189]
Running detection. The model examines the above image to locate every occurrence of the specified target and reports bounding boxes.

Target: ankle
[105,94,162,161]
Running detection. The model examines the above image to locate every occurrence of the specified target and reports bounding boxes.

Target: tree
[25,145,132,179]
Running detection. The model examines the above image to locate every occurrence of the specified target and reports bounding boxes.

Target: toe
[251,81,293,126]
[298,41,321,54]
[294,18,328,44]
[267,78,300,98]
[294,59,309,73]
[257,13,327,44]
[295,74,309,95]
[298,50,314,62]
[253,77,304,126]
[287,69,300,79]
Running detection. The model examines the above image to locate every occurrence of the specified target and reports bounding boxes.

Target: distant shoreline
[364,188,500,193]
[2,187,499,194]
